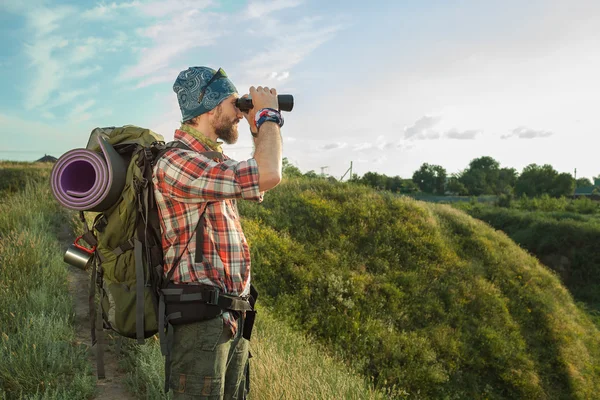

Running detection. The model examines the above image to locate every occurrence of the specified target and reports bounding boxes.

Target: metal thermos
[64,235,95,270]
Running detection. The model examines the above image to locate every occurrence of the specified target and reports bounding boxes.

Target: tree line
[352,156,594,198]
[282,157,596,198]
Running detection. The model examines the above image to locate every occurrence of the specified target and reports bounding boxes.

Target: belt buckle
[208,289,219,305]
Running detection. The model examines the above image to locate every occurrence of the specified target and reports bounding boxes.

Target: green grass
[453,202,600,312]
[0,167,96,399]
[0,161,52,196]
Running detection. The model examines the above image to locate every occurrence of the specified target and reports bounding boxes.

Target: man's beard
[212,106,239,144]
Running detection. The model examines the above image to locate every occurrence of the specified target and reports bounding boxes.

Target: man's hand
[241,86,279,135]
[241,86,282,192]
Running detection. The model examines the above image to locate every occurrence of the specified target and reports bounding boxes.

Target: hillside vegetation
[3,162,600,399]
[453,202,600,315]
[239,178,600,399]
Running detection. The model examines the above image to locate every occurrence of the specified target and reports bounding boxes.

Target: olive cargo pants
[169,314,249,399]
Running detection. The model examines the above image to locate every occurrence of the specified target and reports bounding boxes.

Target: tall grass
[119,304,389,399]
[0,170,96,399]
[0,162,52,195]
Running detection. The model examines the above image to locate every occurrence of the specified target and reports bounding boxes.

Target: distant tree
[282,158,303,178]
[458,156,502,195]
[515,164,565,197]
[552,172,576,197]
[400,179,419,194]
[447,176,469,196]
[360,172,387,190]
[497,167,518,194]
[388,176,404,193]
[304,170,319,179]
[576,177,593,187]
[412,163,447,195]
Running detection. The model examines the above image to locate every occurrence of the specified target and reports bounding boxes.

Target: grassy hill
[453,203,600,315]
[239,178,600,399]
[2,162,600,399]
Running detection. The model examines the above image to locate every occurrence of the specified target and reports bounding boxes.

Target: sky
[1,0,599,181]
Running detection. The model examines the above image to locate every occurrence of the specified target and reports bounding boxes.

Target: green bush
[567,197,599,214]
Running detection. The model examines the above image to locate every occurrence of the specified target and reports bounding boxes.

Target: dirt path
[59,225,134,399]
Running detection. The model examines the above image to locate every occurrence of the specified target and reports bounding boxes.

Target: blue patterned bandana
[173,66,238,122]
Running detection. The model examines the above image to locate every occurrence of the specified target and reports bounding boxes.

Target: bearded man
[152,66,283,399]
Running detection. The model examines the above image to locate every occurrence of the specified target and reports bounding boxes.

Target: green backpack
[79,125,168,377]
[79,125,257,393]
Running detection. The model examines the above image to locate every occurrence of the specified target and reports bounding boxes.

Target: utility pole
[320,166,329,177]
[340,161,353,181]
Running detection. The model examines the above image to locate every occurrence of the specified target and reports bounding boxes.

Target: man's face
[211,94,242,145]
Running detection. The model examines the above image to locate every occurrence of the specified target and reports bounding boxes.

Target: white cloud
[28,6,74,36]
[445,129,481,140]
[268,71,291,81]
[14,3,128,112]
[81,1,142,20]
[353,142,373,151]
[321,142,347,151]
[240,21,345,81]
[67,99,96,123]
[72,66,103,79]
[23,37,67,110]
[134,68,182,89]
[46,89,85,109]
[139,0,212,17]
[119,10,225,81]
[404,116,442,140]
[70,37,106,64]
[243,0,303,19]
[501,127,554,140]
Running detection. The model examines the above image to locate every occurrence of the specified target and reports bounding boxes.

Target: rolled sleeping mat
[50,135,126,212]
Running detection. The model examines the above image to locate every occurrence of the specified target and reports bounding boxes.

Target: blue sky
[1,0,599,180]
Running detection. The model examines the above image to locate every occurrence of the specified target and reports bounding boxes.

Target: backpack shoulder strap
[154,141,224,165]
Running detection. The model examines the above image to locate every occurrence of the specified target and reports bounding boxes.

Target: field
[2,163,600,399]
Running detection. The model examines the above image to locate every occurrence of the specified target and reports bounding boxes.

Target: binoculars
[236,94,294,112]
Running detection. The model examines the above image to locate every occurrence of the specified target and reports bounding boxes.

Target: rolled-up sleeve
[154,149,263,203]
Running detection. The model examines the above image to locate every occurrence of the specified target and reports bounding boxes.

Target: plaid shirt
[152,129,263,334]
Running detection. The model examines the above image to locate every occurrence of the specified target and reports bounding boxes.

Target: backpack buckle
[143,147,153,161]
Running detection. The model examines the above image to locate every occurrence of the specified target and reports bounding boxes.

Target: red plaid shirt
[152,129,263,334]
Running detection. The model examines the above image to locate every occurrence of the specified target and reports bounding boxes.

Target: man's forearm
[253,121,282,192]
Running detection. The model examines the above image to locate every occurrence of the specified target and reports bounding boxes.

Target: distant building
[573,178,600,198]
[35,154,58,163]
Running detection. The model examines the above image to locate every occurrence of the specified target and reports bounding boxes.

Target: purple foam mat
[51,135,127,212]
